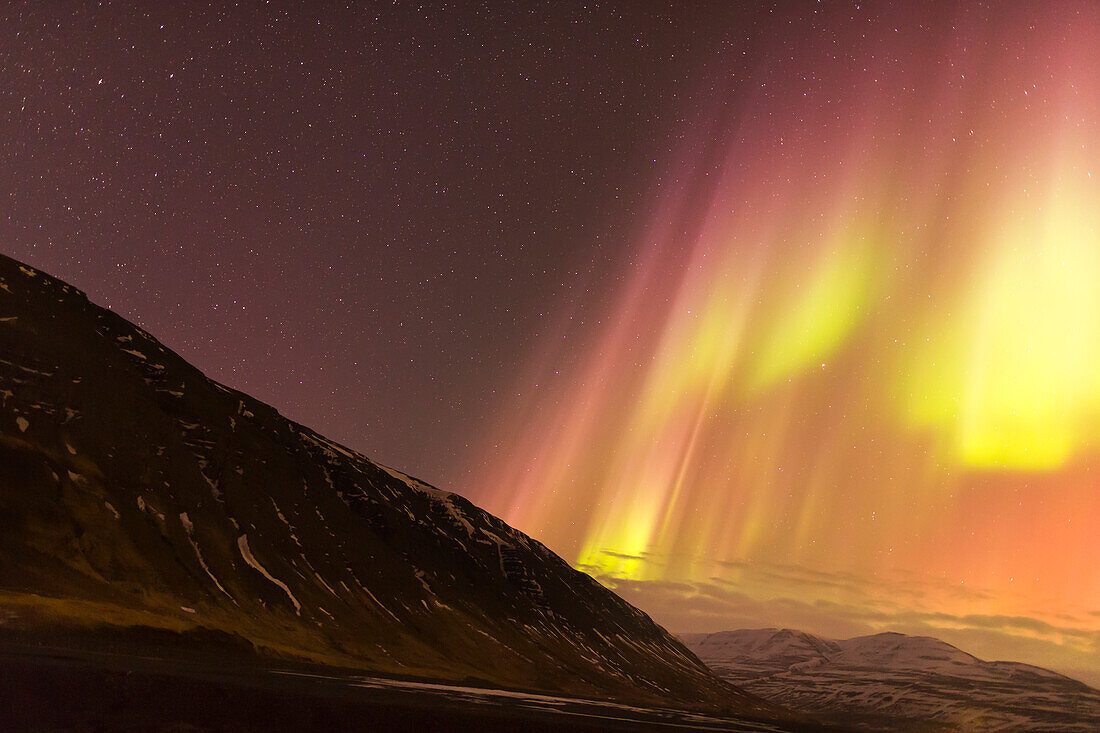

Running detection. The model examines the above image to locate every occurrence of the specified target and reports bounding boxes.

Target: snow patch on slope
[180,512,233,600]
[237,534,301,615]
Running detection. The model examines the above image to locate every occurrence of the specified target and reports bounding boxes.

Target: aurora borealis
[461,3,1100,683]
[5,1,1100,688]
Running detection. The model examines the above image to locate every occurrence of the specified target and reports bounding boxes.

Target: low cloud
[585,558,1100,688]
[597,550,649,561]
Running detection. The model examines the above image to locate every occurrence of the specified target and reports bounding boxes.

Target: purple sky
[1,1,751,487]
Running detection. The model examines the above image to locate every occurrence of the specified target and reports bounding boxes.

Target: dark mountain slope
[0,253,771,716]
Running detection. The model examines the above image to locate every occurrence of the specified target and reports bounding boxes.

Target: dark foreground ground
[0,639,828,732]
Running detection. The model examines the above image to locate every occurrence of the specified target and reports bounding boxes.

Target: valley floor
[0,638,825,732]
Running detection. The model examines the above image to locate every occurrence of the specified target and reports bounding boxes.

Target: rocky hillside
[0,253,774,716]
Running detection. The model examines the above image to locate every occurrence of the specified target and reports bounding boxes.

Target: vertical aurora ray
[461,4,1100,668]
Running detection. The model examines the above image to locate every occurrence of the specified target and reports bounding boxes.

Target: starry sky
[5,2,1100,685]
[2,0,733,483]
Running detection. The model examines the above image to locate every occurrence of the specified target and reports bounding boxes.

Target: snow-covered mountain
[0,253,783,719]
[682,628,1100,731]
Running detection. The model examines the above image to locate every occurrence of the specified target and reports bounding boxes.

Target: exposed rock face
[683,628,1100,730]
[0,253,769,715]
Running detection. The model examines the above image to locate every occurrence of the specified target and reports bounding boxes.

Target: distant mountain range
[681,628,1100,731]
[0,253,783,719]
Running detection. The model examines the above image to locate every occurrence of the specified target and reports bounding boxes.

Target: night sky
[2,0,743,483]
[6,2,1100,685]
